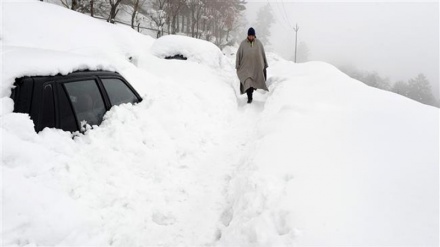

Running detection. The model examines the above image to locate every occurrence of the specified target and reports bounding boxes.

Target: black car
[10,70,142,132]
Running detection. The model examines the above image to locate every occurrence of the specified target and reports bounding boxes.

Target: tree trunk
[131,0,140,29]
[191,11,196,37]
[71,0,78,10]
[180,15,184,33]
[186,14,190,35]
[201,19,205,39]
[171,15,174,34]
[175,15,179,34]
[108,0,121,24]
[196,18,199,38]
[108,7,115,23]
[90,0,94,16]
[215,23,221,45]
[108,7,118,23]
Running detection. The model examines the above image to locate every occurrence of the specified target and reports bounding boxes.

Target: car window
[64,80,106,127]
[101,78,138,106]
[57,84,77,132]
[40,84,55,129]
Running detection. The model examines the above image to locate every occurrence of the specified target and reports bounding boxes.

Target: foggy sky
[245,0,439,99]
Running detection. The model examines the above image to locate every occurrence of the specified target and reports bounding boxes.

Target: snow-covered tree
[253,3,274,46]
[57,0,247,46]
[107,0,124,23]
[147,0,168,37]
[362,71,391,91]
[166,0,186,34]
[186,0,205,38]
[392,80,410,97]
[57,0,108,17]
[407,73,436,106]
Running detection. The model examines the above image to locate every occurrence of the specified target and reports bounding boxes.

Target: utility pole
[293,23,299,63]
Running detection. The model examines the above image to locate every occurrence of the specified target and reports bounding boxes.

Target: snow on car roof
[1,46,116,99]
[150,35,228,69]
[1,0,155,100]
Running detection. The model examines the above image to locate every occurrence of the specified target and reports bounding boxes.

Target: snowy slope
[1,1,439,246]
[219,61,439,246]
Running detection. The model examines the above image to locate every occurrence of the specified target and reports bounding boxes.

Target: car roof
[20,70,121,80]
[2,46,117,98]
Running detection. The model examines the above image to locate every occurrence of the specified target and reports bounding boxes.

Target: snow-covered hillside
[1,1,438,246]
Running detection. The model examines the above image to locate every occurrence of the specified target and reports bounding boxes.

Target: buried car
[11,70,142,132]
[150,34,227,69]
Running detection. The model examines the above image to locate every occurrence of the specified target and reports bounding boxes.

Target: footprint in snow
[152,211,176,226]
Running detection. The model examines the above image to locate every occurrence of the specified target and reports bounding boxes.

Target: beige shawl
[236,38,269,94]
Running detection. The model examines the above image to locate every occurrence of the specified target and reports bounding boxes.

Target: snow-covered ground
[1,1,439,246]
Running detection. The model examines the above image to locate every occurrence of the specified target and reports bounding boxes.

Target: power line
[279,0,293,29]
[273,0,290,28]
[265,0,291,31]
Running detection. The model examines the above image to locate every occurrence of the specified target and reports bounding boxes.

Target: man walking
[236,27,269,104]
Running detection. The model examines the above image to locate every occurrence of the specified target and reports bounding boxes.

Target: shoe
[247,98,253,104]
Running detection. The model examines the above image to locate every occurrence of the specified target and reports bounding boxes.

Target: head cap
[248,27,256,36]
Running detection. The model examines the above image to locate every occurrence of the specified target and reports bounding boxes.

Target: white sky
[245,1,439,98]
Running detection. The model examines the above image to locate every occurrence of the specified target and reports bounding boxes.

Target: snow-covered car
[150,35,228,69]
[10,70,142,132]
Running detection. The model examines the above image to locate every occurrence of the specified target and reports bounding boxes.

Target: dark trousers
[246,87,254,102]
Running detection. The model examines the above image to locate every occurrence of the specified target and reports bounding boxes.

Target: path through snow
[130,52,294,245]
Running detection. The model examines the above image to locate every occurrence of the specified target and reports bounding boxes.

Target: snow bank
[218,60,439,246]
[2,0,155,62]
[2,1,238,246]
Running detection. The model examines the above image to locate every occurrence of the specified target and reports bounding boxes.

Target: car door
[60,77,107,131]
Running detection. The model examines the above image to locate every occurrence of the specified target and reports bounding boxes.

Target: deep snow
[1,1,439,246]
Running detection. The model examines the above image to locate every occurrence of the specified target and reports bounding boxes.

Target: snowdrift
[219,61,439,245]
[1,1,438,246]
